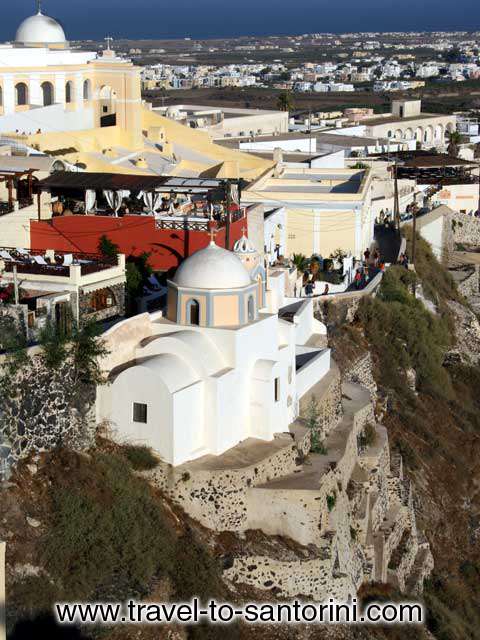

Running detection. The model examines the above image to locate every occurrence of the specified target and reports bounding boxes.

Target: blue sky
[4,0,480,40]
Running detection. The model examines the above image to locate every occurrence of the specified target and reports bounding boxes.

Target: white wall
[100,297,331,466]
[296,348,331,399]
[311,150,345,168]
[240,137,317,153]
[0,103,94,134]
[417,215,444,260]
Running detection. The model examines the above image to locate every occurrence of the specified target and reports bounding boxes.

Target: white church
[98,236,331,466]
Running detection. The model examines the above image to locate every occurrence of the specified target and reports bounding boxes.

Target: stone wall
[344,352,378,401]
[299,362,343,442]
[449,212,480,249]
[146,434,304,531]
[0,354,96,469]
[454,265,479,298]
[446,300,480,365]
[143,358,432,603]
[78,282,125,324]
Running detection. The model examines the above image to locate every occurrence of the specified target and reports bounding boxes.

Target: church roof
[15,10,67,45]
[172,241,252,290]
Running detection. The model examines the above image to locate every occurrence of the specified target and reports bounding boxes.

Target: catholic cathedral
[0,2,142,146]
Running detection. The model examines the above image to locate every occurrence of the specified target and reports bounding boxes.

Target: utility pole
[410,200,418,297]
[411,203,417,267]
[477,161,480,215]
[224,180,231,250]
[393,160,400,231]
[13,264,19,305]
[0,541,5,640]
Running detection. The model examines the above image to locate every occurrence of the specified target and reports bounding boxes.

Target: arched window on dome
[187,299,200,326]
[0,86,3,107]
[83,79,91,101]
[65,81,74,104]
[41,82,54,107]
[15,83,28,106]
[247,295,255,322]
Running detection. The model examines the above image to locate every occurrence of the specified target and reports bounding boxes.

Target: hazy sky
[4,0,480,41]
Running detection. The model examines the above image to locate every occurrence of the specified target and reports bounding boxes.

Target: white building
[98,238,330,466]
[0,5,142,146]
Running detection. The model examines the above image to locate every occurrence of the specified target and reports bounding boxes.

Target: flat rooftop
[220,131,388,150]
[361,112,447,126]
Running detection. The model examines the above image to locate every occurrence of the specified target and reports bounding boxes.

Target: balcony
[0,197,34,217]
[154,208,246,231]
[1,250,123,283]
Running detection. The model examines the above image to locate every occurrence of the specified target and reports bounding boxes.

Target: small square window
[133,402,147,423]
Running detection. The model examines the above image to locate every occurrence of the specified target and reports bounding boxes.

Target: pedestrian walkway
[374,224,401,264]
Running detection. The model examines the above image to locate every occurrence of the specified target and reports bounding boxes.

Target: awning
[34,172,243,195]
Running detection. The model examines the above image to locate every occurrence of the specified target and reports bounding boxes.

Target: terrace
[0,167,36,216]
[0,248,124,284]
[34,172,246,231]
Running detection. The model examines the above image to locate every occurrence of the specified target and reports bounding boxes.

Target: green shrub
[326,493,336,512]
[303,395,327,454]
[360,423,377,448]
[121,444,159,470]
[43,451,176,600]
[172,528,225,602]
[357,267,453,398]
[98,235,119,259]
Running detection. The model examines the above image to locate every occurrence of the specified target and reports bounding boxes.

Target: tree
[126,262,143,298]
[276,90,294,113]
[98,235,119,260]
[310,257,321,279]
[69,320,109,388]
[292,253,308,273]
[447,131,462,158]
[444,47,461,63]
[0,313,28,396]
[38,319,69,369]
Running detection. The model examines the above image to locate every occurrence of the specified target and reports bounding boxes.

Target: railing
[3,258,117,278]
[80,262,114,275]
[155,218,210,231]
[4,262,70,277]
[18,197,33,209]
[0,202,13,217]
[0,197,34,216]
[155,208,245,231]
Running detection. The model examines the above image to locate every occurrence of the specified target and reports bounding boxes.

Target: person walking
[354,270,362,289]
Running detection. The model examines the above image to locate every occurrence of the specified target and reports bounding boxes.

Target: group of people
[398,253,409,269]
[363,247,384,270]
[377,208,394,228]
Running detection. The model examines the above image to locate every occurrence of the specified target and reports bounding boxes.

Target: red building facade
[31,214,246,271]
